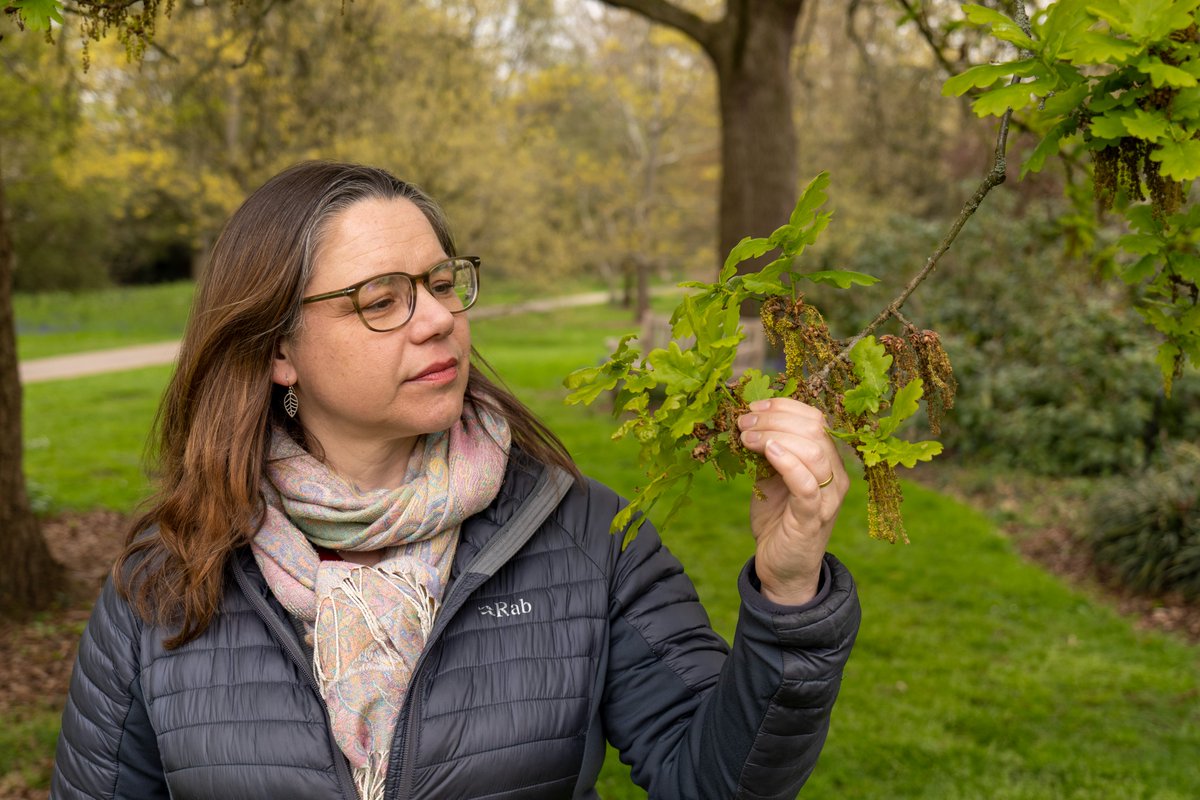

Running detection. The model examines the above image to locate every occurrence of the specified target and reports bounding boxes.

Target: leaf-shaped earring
[283,384,299,418]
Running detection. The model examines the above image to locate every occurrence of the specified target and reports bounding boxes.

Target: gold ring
[817,472,835,488]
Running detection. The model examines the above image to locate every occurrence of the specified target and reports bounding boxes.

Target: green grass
[23,366,169,513]
[13,272,619,361]
[13,302,1200,798]
[14,282,196,360]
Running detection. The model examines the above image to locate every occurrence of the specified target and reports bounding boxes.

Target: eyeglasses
[301,256,480,332]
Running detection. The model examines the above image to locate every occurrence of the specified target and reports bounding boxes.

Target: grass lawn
[13,273,617,361]
[14,302,1200,798]
[14,282,196,361]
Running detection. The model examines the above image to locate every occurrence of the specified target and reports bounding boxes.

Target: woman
[53,161,859,800]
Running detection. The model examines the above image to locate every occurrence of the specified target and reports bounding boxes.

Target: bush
[811,193,1200,476]
[1087,444,1200,599]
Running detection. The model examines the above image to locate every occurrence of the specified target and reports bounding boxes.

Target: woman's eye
[362,296,395,312]
[431,281,455,295]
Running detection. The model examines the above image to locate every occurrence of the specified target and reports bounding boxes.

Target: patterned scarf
[252,403,510,800]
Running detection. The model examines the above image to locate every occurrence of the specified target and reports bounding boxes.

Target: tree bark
[0,148,64,615]
[709,0,804,263]
[597,0,805,272]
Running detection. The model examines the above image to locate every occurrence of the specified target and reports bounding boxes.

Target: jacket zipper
[232,559,360,800]
[385,464,574,799]
[385,571,480,799]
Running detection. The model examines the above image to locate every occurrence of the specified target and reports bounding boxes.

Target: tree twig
[891,0,958,76]
[810,0,1032,389]
[811,107,1014,387]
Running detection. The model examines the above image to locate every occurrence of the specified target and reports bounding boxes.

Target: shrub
[1087,444,1200,599]
[812,193,1200,476]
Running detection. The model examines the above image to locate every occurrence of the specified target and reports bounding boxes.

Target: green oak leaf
[972,76,1057,116]
[1063,30,1143,63]
[741,370,774,404]
[721,237,773,282]
[1022,119,1075,177]
[844,336,893,415]
[943,60,1038,96]
[883,439,944,469]
[563,366,620,405]
[1123,108,1172,140]
[961,4,1037,50]
[647,342,703,394]
[1138,56,1199,88]
[1156,341,1182,396]
[10,0,64,31]
[877,379,924,438]
[789,172,832,228]
[1089,110,1135,140]
[1150,139,1200,180]
[800,269,880,289]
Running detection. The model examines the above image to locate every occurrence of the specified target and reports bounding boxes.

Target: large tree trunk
[709,1,803,263]
[597,0,805,274]
[0,151,64,614]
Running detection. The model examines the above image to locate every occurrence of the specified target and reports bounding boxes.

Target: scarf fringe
[355,751,387,800]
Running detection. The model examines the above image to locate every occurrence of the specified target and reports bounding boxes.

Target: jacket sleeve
[602,516,860,799]
[52,578,169,800]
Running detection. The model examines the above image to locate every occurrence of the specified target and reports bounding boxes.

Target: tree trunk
[0,151,64,614]
[597,0,805,275]
[635,255,650,322]
[710,0,804,266]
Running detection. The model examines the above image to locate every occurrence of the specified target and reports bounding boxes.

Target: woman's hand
[737,398,849,605]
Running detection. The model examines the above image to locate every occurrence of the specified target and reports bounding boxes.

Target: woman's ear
[271,338,297,387]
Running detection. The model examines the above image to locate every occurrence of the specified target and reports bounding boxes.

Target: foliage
[0,26,121,292]
[944,0,1200,389]
[1087,443,1200,598]
[823,197,1200,476]
[565,175,950,544]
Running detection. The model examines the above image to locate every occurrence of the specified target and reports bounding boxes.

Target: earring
[283,384,299,418]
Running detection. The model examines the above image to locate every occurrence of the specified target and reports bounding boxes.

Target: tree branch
[811,0,1033,389]
[891,0,958,76]
[812,107,1014,387]
[595,0,717,55]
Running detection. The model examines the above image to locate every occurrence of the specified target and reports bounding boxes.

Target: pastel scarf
[252,403,510,800]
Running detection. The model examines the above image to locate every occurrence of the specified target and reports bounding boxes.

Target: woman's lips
[409,359,458,384]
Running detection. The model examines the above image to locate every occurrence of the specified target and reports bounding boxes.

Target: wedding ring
[817,472,835,488]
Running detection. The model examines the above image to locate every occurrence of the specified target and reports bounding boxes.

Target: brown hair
[116,161,578,648]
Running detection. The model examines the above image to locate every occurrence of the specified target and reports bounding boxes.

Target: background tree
[596,0,806,271]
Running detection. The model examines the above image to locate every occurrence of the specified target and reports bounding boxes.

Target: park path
[18,290,619,384]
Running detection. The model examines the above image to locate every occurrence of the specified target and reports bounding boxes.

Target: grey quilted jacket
[53,451,860,799]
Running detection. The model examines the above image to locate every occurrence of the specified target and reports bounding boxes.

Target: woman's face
[273,197,471,453]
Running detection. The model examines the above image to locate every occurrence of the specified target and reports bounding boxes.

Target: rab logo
[479,598,533,618]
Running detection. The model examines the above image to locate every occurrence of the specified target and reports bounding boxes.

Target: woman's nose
[408,284,457,338]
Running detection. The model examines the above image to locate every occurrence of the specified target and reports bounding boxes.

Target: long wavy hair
[116,161,578,649]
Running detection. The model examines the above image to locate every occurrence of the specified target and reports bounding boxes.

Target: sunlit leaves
[946,0,1200,385]
[565,180,943,544]
[1150,140,1200,180]
[803,270,880,289]
[844,337,892,415]
[8,0,63,32]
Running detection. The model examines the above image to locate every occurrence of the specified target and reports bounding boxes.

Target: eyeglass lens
[357,259,477,331]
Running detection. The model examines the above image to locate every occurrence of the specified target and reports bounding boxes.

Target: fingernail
[742,430,761,445]
[766,439,784,457]
[749,399,770,412]
[739,414,758,429]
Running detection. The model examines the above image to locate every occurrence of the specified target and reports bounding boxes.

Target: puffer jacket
[52,450,860,799]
